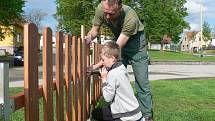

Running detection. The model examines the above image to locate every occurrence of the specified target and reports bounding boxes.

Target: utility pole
[200,0,203,57]
[200,0,203,47]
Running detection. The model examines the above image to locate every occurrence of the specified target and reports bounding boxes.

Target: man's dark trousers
[121,49,153,118]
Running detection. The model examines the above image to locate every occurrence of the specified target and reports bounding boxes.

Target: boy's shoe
[145,116,153,121]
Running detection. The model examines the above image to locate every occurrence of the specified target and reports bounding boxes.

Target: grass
[0,55,13,60]
[1,78,215,121]
[1,88,60,121]
[149,50,215,62]
[151,78,215,121]
[97,78,215,121]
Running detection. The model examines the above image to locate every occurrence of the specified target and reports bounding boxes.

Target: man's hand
[85,34,93,44]
[86,25,100,44]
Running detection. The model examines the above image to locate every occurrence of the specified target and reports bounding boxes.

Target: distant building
[210,32,215,46]
[178,31,209,52]
[40,35,56,49]
[0,23,24,55]
[212,39,215,46]
[149,35,172,50]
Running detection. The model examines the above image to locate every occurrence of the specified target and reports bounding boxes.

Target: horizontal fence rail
[0,23,102,121]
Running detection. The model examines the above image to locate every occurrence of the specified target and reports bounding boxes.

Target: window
[16,33,22,42]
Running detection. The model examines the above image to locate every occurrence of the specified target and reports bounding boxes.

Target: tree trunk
[160,41,164,51]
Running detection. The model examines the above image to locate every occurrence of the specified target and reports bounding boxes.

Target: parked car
[14,51,24,66]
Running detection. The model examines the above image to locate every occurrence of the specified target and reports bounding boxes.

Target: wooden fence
[3,23,102,121]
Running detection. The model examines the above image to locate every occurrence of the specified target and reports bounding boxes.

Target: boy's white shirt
[102,64,142,120]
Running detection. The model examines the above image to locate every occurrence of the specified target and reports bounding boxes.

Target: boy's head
[100,41,120,68]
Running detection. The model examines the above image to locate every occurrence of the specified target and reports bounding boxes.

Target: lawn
[151,78,215,121]
[149,50,215,62]
[1,78,215,121]
[97,78,215,121]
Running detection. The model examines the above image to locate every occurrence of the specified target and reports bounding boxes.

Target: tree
[124,0,189,51]
[142,0,189,44]
[0,0,25,40]
[202,21,211,40]
[23,8,47,31]
[56,0,100,35]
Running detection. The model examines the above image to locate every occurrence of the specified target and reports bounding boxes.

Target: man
[86,0,153,120]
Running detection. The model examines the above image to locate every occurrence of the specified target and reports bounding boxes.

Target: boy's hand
[96,60,103,68]
[100,66,108,82]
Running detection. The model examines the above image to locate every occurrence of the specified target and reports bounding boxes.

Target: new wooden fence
[7,23,102,121]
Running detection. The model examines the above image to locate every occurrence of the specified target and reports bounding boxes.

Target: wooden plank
[98,44,102,98]
[65,34,72,121]
[10,81,58,111]
[86,44,90,118]
[10,92,25,111]
[81,25,87,121]
[91,43,96,107]
[24,23,39,121]
[43,27,54,121]
[77,37,83,121]
[55,32,64,121]
[72,36,78,121]
[94,44,99,102]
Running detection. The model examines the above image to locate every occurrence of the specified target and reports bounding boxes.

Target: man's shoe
[145,116,153,121]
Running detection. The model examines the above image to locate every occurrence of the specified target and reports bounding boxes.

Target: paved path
[128,65,215,81]
[7,65,215,87]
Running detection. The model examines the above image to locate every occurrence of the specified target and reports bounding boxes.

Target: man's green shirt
[93,4,146,55]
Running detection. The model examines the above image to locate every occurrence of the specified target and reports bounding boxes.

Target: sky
[24,0,57,32]
[24,0,215,34]
[185,0,215,31]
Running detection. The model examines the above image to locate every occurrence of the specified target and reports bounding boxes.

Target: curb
[149,61,215,65]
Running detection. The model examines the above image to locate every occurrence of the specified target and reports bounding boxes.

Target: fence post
[0,62,10,121]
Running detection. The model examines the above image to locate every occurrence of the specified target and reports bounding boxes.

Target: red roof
[162,35,171,44]
[185,31,198,41]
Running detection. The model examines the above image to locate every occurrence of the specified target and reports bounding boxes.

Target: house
[179,31,209,52]
[149,35,172,50]
[39,35,56,49]
[210,32,215,46]
[0,23,24,55]
[179,32,196,52]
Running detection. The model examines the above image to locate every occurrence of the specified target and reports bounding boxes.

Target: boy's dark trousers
[92,106,122,121]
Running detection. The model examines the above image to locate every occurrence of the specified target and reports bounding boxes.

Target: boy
[91,41,143,121]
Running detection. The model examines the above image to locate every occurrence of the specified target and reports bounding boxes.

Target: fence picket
[24,23,39,121]
[86,44,90,118]
[77,37,83,121]
[43,27,54,121]
[55,32,64,121]
[65,34,72,121]
[72,36,78,121]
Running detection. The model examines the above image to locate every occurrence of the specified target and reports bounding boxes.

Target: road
[128,65,215,81]
[8,65,215,87]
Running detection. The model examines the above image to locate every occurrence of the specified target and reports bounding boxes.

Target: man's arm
[116,33,130,48]
[86,25,100,44]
